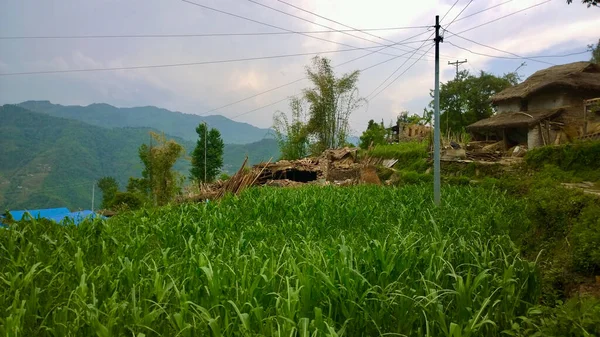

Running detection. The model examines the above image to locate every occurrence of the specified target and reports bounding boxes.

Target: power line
[440,0,461,23]
[228,45,431,120]
[180,0,408,60]
[244,0,439,61]
[443,0,474,33]
[0,26,432,40]
[447,40,589,63]
[452,0,513,24]
[276,0,459,61]
[370,44,435,101]
[445,0,552,38]
[199,29,433,116]
[0,44,406,76]
[446,32,556,66]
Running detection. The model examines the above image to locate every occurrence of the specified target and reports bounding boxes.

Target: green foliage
[111,191,143,211]
[506,297,600,337]
[96,177,119,209]
[273,97,309,160]
[190,123,224,182]
[525,141,600,178]
[427,70,517,134]
[138,132,186,205]
[0,185,541,336]
[571,205,600,274]
[304,56,365,154]
[1,105,278,210]
[358,120,387,149]
[218,173,230,181]
[366,141,429,168]
[589,38,600,63]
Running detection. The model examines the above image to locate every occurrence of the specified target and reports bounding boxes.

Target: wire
[447,40,589,63]
[228,44,431,120]
[443,0,474,33]
[181,0,406,59]
[275,0,455,61]
[245,0,438,61]
[370,44,435,101]
[446,33,556,66]
[0,26,434,40]
[440,0,461,23]
[452,0,513,24]
[199,29,433,116]
[0,44,406,76]
[445,0,552,38]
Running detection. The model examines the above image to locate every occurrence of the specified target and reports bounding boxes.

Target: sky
[0,0,598,135]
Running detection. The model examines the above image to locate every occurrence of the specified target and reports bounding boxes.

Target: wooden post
[539,123,546,146]
[545,120,551,145]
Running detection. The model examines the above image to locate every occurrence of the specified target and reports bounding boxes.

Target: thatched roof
[491,62,600,103]
[466,108,565,131]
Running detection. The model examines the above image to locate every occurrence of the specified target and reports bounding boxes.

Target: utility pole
[91,183,95,212]
[448,59,467,78]
[204,121,207,182]
[434,15,443,206]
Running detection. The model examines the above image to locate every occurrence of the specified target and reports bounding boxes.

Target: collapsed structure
[185,148,382,201]
[467,62,600,149]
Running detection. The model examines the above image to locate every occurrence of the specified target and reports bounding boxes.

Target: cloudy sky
[0,0,597,134]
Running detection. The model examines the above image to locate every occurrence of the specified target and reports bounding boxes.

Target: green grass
[1,185,541,336]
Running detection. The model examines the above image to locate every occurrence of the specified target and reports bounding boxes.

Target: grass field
[1,185,540,336]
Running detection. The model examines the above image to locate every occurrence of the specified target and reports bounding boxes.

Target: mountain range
[17,100,273,144]
[0,104,279,210]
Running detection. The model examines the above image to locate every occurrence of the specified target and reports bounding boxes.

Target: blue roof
[49,210,104,225]
[9,208,71,221]
[4,208,104,226]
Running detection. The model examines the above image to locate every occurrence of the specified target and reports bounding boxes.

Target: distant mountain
[0,105,279,210]
[17,100,273,144]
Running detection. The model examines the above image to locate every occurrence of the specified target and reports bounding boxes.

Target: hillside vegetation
[17,100,273,144]
[0,105,279,210]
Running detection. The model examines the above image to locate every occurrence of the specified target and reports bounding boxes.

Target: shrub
[525,141,600,172]
[111,191,143,210]
[571,204,600,274]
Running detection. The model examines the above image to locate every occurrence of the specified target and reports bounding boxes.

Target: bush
[525,141,600,173]
[506,297,600,337]
[571,204,600,274]
[399,170,432,184]
[526,185,589,241]
[219,173,231,181]
[111,191,143,210]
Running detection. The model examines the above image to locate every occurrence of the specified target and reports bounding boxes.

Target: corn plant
[0,185,540,336]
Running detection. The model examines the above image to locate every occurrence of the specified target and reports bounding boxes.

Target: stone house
[467,62,600,149]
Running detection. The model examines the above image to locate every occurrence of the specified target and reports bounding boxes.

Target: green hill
[0,105,279,210]
[17,100,273,144]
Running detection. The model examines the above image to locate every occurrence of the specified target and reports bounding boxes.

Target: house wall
[528,90,569,110]
[496,99,520,113]
[527,126,542,149]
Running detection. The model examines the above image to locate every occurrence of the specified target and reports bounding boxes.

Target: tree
[190,123,224,182]
[590,39,600,64]
[566,0,598,7]
[427,70,517,134]
[273,97,309,160]
[397,111,425,125]
[137,132,185,206]
[96,176,119,209]
[303,56,366,154]
[359,120,387,149]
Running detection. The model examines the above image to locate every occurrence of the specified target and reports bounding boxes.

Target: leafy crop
[0,185,540,336]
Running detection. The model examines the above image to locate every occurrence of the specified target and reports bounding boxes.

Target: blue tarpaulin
[8,208,71,221]
[2,208,104,226]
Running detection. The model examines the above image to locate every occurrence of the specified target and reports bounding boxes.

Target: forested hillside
[17,100,273,144]
[0,105,279,210]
